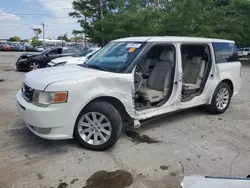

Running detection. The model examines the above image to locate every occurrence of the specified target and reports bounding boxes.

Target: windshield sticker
[126,43,141,48]
[128,48,135,53]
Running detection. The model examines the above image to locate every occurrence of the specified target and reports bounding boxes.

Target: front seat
[182,57,206,90]
[137,50,173,103]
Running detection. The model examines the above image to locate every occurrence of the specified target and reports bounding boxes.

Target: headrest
[160,50,173,61]
[191,57,202,64]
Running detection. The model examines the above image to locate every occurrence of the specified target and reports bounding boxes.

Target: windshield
[40,49,50,55]
[77,48,96,57]
[83,42,145,73]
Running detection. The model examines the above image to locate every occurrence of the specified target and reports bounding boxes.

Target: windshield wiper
[86,64,109,71]
[78,63,108,71]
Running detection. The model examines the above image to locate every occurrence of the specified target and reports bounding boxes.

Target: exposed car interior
[134,44,211,109]
[181,45,211,101]
[134,45,175,110]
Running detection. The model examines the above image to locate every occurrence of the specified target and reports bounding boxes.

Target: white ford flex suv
[16,37,241,151]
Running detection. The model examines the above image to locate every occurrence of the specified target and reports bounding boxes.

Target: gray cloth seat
[137,50,173,103]
[183,57,206,90]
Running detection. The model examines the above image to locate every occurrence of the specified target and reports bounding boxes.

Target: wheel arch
[208,79,234,104]
[82,96,133,128]
[221,79,234,95]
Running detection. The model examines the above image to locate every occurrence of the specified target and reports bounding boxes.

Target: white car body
[181,176,250,188]
[47,47,101,67]
[237,47,250,57]
[36,47,44,52]
[16,36,241,150]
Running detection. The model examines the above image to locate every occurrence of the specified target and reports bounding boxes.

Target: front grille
[22,83,34,102]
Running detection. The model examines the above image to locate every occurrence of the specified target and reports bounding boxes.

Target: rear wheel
[206,82,232,114]
[29,61,40,71]
[74,101,122,151]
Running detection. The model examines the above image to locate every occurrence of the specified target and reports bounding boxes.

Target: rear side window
[63,48,79,53]
[245,49,250,51]
[212,43,238,63]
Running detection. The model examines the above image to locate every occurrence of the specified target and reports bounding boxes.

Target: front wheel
[29,61,40,71]
[74,101,123,151]
[206,82,232,114]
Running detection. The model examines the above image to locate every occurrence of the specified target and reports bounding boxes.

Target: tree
[57,33,70,42]
[31,37,41,47]
[33,28,42,39]
[70,0,250,46]
[8,36,21,42]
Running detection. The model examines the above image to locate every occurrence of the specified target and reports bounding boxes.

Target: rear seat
[182,57,206,90]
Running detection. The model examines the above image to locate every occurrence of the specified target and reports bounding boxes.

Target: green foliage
[57,33,70,42]
[31,37,41,47]
[8,36,21,42]
[70,0,250,46]
[33,28,42,39]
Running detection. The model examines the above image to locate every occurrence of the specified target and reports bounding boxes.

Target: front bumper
[47,62,56,67]
[16,59,30,70]
[16,91,74,140]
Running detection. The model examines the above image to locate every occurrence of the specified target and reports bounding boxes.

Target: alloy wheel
[30,62,39,70]
[216,88,229,110]
[77,112,112,146]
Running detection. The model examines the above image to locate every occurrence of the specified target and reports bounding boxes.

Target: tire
[206,82,232,114]
[74,101,123,151]
[29,61,40,71]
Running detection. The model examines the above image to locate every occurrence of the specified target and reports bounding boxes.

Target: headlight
[32,90,68,107]
[18,58,27,62]
[55,62,67,66]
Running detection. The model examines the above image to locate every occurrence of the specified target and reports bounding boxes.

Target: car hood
[64,57,88,65]
[20,53,40,59]
[24,66,110,90]
[51,56,75,63]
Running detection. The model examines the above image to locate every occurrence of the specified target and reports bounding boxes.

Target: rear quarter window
[212,42,238,63]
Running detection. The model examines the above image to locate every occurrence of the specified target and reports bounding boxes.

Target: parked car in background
[47,47,101,67]
[14,44,25,51]
[25,45,38,52]
[16,47,80,71]
[36,46,45,52]
[9,43,15,51]
[238,47,250,58]
[2,44,11,51]
[16,37,241,151]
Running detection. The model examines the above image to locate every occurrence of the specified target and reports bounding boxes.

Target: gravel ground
[0,52,250,188]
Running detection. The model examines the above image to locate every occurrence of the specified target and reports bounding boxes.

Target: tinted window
[63,48,79,53]
[48,48,62,55]
[244,49,250,51]
[212,43,238,63]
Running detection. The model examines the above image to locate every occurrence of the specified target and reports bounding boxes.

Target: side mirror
[46,53,49,56]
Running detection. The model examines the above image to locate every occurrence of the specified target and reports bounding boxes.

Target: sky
[0,0,81,39]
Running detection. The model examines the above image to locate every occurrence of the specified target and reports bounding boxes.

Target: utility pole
[85,16,87,49]
[41,22,45,44]
[100,0,104,47]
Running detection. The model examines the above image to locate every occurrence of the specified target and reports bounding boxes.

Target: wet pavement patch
[125,131,159,144]
[83,170,133,188]
[57,182,68,188]
[3,68,14,71]
[0,79,4,82]
[37,173,44,180]
[70,178,79,184]
[160,165,170,170]
[169,172,177,176]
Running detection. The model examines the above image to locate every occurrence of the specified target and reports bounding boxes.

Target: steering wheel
[136,64,146,77]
